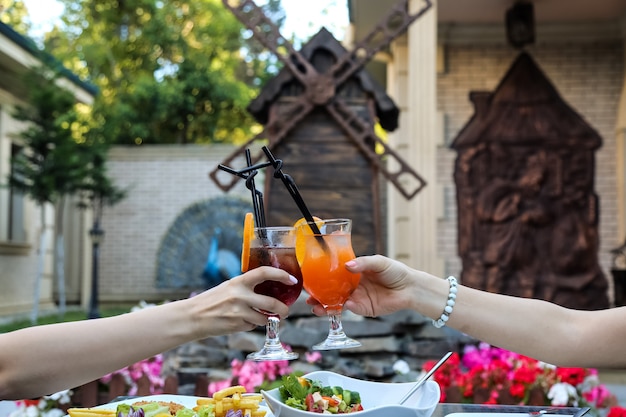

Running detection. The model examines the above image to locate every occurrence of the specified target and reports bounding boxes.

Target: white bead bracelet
[432,276,458,328]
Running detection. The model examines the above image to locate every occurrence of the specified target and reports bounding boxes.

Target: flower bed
[422,343,618,415]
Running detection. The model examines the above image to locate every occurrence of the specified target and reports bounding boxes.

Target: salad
[278,374,363,414]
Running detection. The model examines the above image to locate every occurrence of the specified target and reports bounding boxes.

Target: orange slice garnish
[293,216,322,230]
[293,216,323,265]
[241,212,254,272]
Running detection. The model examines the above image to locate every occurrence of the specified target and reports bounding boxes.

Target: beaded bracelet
[432,276,458,328]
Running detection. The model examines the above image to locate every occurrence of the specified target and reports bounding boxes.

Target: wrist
[410,271,452,319]
[432,276,458,328]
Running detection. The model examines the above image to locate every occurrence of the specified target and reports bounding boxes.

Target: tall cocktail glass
[295,218,362,350]
[247,226,303,361]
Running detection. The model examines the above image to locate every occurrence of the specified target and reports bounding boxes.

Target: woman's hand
[188,266,298,338]
[307,255,417,317]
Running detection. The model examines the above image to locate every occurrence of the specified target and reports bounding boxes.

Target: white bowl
[261,370,440,417]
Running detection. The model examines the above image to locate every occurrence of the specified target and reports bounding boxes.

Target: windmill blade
[222,0,320,88]
[210,98,315,191]
[330,0,432,87]
[325,98,427,200]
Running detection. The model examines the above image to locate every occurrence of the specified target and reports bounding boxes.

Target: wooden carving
[451,52,609,310]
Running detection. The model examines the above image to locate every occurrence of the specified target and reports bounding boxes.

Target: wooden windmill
[210,0,431,255]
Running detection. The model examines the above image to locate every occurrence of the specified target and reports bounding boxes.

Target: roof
[247,27,399,131]
[451,51,602,150]
[0,21,98,97]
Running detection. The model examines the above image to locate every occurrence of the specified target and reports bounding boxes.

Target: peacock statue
[156,195,252,290]
[201,227,241,287]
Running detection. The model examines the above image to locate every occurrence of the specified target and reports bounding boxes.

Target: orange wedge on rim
[241,212,254,272]
[292,216,322,230]
[293,216,323,265]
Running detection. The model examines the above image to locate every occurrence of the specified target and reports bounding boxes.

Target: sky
[21,0,349,43]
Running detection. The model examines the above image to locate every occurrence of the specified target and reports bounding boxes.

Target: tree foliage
[45,0,284,145]
[10,66,89,204]
[9,64,125,208]
[0,0,30,34]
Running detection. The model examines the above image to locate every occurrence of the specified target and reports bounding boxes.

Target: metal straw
[398,351,453,405]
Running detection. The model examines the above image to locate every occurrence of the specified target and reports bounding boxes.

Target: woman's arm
[0,266,296,400]
[336,255,626,368]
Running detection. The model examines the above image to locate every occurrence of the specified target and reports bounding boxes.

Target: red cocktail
[250,246,303,307]
[246,225,303,361]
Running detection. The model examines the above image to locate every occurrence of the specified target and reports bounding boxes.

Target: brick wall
[99,144,250,302]
[436,42,624,291]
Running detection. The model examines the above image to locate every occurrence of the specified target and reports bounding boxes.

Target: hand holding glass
[295,218,361,350]
[247,226,303,361]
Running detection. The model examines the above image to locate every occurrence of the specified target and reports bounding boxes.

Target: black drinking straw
[217,150,268,237]
[245,150,267,231]
[261,146,323,237]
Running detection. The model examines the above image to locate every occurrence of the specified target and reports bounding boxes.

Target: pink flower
[208,357,293,395]
[583,384,613,408]
[305,351,322,364]
[209,379,234,396]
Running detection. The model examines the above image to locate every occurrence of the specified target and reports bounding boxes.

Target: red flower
[509,382,527,399]
[511,365,540,385]
[18,399,40,407]
[556,367,587,386]
[608,407,626,417]
[425,343,615,412]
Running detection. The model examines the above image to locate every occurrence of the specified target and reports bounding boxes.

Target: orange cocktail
[298,230,359,308]
[295,218,361,350]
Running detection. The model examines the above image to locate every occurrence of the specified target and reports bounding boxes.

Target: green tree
[0,0,30,34]
[9,64,123,323]
[46,0,284,145]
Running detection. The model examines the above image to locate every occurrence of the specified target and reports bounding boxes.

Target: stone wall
[163,293,474,395]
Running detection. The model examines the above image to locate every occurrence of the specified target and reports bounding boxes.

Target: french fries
[196,385,266,417]
[66,408,116,417]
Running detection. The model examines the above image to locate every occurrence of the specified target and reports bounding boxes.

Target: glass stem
[264,315,282,347]
[326,308,347,339]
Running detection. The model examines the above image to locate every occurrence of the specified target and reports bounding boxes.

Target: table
[434,403,587,417]
[110,397,587,417]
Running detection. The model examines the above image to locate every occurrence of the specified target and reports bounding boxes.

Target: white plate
[79,394,274,416]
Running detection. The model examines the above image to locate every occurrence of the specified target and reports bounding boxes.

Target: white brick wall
[99,144,250,302]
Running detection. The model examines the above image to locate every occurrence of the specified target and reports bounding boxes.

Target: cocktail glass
[295,218,362,350]
[247,226,303,361]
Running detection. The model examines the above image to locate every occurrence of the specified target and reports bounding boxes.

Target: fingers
[236,267,297,318]
[240,266,298,287]
[310,304,326,316]
[305,295,327,316]
[344,254,387,273]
